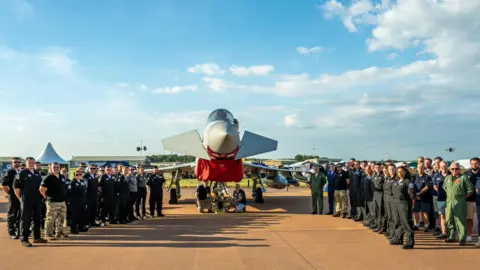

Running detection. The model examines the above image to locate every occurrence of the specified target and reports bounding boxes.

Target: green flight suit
[443,174,474,241]
[310,173,327,214]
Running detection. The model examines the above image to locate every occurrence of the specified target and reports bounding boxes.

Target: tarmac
[0,187,479,270]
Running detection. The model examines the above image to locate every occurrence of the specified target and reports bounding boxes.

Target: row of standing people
[312,157,480,249]
[1,157,167,247]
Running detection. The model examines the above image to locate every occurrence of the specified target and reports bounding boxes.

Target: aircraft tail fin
[162,130,211,160]
[235,131,277,160]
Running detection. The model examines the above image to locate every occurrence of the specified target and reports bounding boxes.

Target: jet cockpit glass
[207,109,234,123]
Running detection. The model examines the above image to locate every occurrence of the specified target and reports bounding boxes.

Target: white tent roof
[36,142,67,164]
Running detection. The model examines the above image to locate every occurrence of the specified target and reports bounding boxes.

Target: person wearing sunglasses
[40,162,68,240]
[443,162,474,246]
[69,169,88,234]
[13,157,48,247]
[1,157,22,239]
[84,164,100,227]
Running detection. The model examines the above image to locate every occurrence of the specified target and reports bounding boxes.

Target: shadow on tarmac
[40,214,284,248]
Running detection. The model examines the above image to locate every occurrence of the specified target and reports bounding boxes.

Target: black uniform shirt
[40,173,66,202]
[334,170,348,190]
[146,174,166,193]
[99,174,115,199]
[196,185,207,200]
[465,170,480,202]
[1,169,19,188]
[413,173,433,201]
[84,173,99,195]
[350,169,363,190]
[114,175,130,198]
[13,169,43,202]
[234,189,247,205]
[70,179,87,205]
[433,172,448,201]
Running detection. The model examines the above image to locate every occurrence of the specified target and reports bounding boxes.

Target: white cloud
[187,63,225,76]
[284,113,299,127]
[229,65,274,76]
[37,48,77,76]
[156,110,209,127]
[386,52,397,60]
[203,77,230,91]
[152,84,197,94]
[296,46,323,55]
[202,60,436,96]
[321,0,378,32]
[139,84,148,90]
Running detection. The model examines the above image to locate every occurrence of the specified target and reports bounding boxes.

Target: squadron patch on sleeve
[408,183,414,189]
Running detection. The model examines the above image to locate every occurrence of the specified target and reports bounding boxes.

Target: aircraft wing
[235,131,278,160]
[162,130,211,160]
[243,162,310,183]
[146,162,196,174]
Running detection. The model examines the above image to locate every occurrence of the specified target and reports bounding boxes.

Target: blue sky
[1,0,479,161]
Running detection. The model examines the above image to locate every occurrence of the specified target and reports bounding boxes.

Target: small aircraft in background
[156,109,309,203]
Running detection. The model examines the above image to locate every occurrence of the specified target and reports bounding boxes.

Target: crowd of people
[1,158,167,247]
[309,156,480,249]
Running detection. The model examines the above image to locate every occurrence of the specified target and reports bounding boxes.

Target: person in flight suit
[326,163,336,215]
[308,165,327,215]
[13,157,48,247]
[362,165,375,228]
[372,163,386,233]
[443,162,474,246]
[350,161,364,221]
[147,166,166,217]
[135,166,148,219]
[99,166,116,225]
[69,169,88,234]
[391,166,416,249]
[84,164,100,227]
[384,165,396,240]
[1,157,22,239]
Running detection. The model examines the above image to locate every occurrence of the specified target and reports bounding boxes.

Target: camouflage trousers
[45,201,67,237]
[334,190,348,216]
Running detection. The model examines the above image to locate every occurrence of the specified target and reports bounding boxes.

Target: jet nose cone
[207,121,239,154]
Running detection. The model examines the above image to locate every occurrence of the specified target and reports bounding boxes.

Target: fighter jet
[157,109,310,202]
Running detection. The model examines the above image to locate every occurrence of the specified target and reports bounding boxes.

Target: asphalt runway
[0,187,478,270]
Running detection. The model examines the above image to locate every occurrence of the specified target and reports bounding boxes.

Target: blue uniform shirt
[327,170,336,189]
[413,173,433,201]
[433,172,448,202]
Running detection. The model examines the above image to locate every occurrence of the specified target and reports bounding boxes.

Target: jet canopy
[207,109,234,124]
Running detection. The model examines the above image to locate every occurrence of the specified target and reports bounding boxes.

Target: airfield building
[69,156,150,168]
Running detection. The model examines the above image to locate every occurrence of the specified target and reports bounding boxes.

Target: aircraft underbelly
[196,158,244,182]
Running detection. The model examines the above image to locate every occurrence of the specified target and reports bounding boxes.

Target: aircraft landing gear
[255,187,264,203]
[169,188,178,204]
